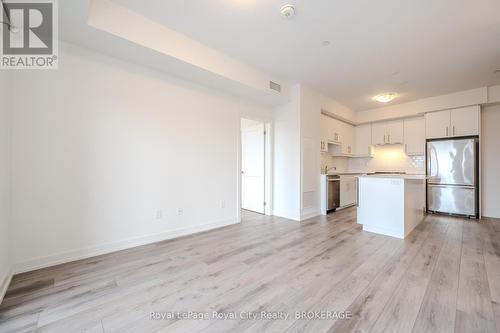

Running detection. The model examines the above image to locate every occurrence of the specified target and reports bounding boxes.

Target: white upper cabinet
[386,120,404,144]
[339,122,354,155]
[319,114,355,155]
[425,110,451,139]
[404,117,425,155]
[320,115,329,152]
[425,106,480,139]
[450,106,480,137]
[329,118,342,143]
[353,124,373,156]
[371,120,403,145]
[371,122,387,145]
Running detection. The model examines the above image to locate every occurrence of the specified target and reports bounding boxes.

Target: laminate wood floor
[1,208,500,333]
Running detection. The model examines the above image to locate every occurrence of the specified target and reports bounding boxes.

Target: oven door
[327,178,340,211]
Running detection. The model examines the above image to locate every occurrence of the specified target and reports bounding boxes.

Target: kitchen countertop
[322,172,366,176]
[358,174,428,180]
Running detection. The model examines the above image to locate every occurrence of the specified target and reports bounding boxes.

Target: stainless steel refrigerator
[426,137,479,217]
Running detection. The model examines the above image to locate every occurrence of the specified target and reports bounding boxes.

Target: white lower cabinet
[340,176,358,208]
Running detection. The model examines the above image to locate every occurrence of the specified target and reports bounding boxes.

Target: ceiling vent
[269,81,281,93]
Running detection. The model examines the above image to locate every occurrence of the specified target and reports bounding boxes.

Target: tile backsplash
[321,154,348,173]
[348,145,425,174]
[321,144,425,174]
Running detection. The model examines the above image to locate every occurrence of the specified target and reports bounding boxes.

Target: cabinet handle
[388,135,390,143]
[383,134,386,144]
[453,126,455,136]
[405,144,408,152]
[446,127,449,136]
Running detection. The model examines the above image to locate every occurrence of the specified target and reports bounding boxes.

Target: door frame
[238,117,273,222]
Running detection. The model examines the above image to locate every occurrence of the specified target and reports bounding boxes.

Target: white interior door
[241,122,265,214]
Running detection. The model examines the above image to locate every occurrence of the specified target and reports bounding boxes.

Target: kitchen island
[357,174,426,239]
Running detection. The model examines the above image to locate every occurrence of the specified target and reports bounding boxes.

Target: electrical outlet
[155,210,163,220]
[177,208,184,216]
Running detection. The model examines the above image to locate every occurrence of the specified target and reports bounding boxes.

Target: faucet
[323,166,337,174]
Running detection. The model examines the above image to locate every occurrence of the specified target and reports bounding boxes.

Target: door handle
[428,184,474,189]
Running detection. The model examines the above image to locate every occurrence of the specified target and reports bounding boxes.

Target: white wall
[0,72,12,298]
[10,42,272,272]
[85,0,287,106]
[272,85,301,221]
[482,105,500,218]
[272,84,353,221]
[299,86,356,219]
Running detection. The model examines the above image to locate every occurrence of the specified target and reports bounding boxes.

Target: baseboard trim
[362,224,403,239]
[13,218,238,274]
[0,269,13,305]
[300,209,320,221]
[273,210,300,221]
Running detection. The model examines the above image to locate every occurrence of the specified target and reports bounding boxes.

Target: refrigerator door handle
[428,184,475,189]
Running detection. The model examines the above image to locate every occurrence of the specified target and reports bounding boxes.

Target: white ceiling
[109,0,500,111]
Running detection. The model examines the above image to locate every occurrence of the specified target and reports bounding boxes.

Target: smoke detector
[280,4,295,19]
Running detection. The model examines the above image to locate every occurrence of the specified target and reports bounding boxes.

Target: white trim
[0,269,13,305]
[362,225,403,239]
[300,210,320,221]
[273,210,300,222]
[13,218,238,274]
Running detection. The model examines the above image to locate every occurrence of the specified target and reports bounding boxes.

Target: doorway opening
[240,118,269,220]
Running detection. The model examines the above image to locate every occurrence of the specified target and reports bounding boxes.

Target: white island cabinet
[357,175,426,239]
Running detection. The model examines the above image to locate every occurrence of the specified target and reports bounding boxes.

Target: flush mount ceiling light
[373,92,398,103]
[280,4,295,19]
